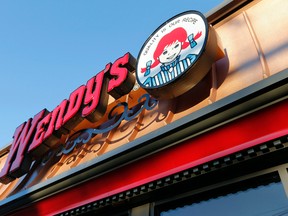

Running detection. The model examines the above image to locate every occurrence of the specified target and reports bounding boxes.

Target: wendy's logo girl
[141,27,202,88]
[136,11,223,99]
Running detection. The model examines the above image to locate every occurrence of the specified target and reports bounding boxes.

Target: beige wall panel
[246,0,288,75]
[215,14,263,100]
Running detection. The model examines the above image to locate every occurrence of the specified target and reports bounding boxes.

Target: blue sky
[0,1,223,148]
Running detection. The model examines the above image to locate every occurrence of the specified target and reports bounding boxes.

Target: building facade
[0,0,288,215]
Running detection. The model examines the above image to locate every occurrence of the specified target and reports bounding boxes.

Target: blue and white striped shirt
[143,54,197,87]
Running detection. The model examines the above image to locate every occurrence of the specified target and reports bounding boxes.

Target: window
[157,172,288,216]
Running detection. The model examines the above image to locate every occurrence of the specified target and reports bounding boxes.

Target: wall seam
[242,11,270,78]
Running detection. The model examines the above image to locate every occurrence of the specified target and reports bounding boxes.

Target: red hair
[141,27,190,72]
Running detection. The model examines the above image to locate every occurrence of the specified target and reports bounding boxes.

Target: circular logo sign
[136,11,211,99]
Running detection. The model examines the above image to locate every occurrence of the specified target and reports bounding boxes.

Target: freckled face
[158,40,182,64]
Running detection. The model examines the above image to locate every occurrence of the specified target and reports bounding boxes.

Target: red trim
[10,99,288,216]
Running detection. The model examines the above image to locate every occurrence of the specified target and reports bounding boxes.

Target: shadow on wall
[174,49,230,113]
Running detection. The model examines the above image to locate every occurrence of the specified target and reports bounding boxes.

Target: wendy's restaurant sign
[136,11,224,99]
[0,53,137,184]
[0,11,224,185]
